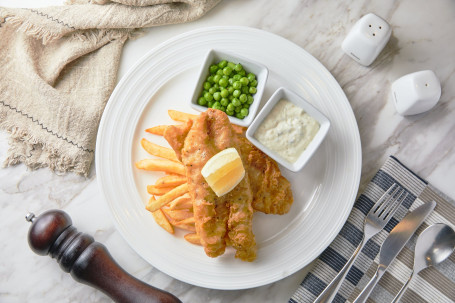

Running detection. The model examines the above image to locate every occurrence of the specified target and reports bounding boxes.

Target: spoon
[392,223,455,303]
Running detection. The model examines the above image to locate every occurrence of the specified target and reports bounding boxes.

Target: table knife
[352,200,436,303]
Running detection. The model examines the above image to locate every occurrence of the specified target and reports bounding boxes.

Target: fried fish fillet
[165,110,256,260]
[164,109,292,261]
[233,126,293,215]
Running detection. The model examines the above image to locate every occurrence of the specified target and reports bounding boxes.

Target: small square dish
[246,87,331,172]
[190,49,269,127]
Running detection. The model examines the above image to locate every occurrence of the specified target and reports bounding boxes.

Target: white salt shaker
[341,13,392,66]
[392,70,441,116]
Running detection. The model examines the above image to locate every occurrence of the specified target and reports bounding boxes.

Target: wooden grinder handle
[26,210,181,303]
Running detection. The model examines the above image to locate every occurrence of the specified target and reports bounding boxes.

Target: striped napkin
[290,156,455,303]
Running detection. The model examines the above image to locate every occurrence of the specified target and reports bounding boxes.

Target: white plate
[96,26,361,290]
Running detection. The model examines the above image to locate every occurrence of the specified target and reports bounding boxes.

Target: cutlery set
[315,184,455,303]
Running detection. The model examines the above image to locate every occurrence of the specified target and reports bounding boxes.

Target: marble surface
[1,0,455,302]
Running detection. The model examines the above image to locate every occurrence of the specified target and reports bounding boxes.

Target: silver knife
[352,200,436,303]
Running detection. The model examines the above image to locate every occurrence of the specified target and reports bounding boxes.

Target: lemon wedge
[201,147,245,197]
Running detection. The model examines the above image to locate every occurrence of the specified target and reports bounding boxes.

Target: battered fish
[164,109,293,261]
[165,110,256,260]
[233,126,293,215]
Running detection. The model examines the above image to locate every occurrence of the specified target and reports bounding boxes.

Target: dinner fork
[314,184,407,303]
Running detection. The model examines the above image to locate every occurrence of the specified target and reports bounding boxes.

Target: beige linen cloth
[0,0,220,176]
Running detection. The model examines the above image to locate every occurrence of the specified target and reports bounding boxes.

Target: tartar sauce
[254,99,320,163]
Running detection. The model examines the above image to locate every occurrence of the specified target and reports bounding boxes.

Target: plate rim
[96,25,362,290]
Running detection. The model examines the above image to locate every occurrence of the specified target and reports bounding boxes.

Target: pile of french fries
[135,110,201,246]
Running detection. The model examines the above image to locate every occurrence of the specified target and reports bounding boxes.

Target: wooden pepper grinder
[26,210,182,303]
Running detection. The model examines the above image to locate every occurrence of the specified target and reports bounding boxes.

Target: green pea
[228,94,234,101]
[249,87,257,94]
[227,86,234,94]
[241,86,249,94]
[223,66,233,76]
[219,78,228,87]
[218,60,227,68]
[233,90,241,98]
[228,78,235,85]
[226,110,234,116]
[235,107,241,113]
[247,95,254,104]
[213,92,221,101]
[207,76,215,83]
[208,87,217,94]
[209,65,218,74]
[220,106,226,112]
[203,82,211,90]
[233,81,242,90]
[240,77,249,86]
[227,62,235,69]
[213,101,221,109]
[236,112,244,119]
[240,108,249,116]
[208,101,214,108]
[239,94,247,103]
[204,92,213,101]
[232,98,241,107]
[238,70,246,76]
[198,97,207,106]
[233,74,241,81]
[213,75,221,83]
[247,73,255,82]
[220,89,229,98]
[212,83,219,90]
[250,79,258,87]
[226,103,235,112]
[234,63,243,72]
[220,98,229,106]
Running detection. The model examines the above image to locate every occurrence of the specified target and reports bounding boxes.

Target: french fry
[166,172,181,176]
[155,175,186,188]
[135,159,185,175]
[162,208,193,221]
[169,193,192,211]
[140,138,179,162]
[168,110,198,122]
[178,217,195,225]
[162,211,196,232]
[146,183,189,212]
[147,185,175,196]
[173,222,196,232]
[145,125,167,136]
[184,233,201,245]
[149,202,174,234]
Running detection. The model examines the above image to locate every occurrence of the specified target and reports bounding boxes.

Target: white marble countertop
[1,0,454,302]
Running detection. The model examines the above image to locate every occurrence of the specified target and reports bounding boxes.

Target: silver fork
[314,184,408,303]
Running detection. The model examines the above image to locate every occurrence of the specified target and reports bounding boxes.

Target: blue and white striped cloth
[290,156,455,303]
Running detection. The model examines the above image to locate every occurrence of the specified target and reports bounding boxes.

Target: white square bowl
[246,87,331,172]
[190,49,269,127]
